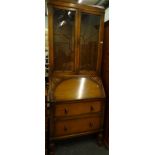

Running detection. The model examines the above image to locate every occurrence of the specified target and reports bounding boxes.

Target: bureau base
[49,131,104,155]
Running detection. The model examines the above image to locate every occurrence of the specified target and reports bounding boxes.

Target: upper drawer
[54,101,102,117]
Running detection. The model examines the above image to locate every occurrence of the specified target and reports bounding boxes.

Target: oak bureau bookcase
[47,1,106,154]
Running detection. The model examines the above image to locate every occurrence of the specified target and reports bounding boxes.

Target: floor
[55,135,109,155]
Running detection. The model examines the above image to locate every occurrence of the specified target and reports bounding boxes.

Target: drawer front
[55,101,102,117]
[54,116,101,137]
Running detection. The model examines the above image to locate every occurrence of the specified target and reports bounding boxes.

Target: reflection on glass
[53,8,75,71]
[80,13,100,71]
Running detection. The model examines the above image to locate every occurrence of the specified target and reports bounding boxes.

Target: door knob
[90,106,94,112]
[64,108,68,114]
[64,126,68,131]
[89,122,93,128]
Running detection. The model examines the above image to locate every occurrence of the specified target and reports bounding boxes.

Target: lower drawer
[54,116,101,137]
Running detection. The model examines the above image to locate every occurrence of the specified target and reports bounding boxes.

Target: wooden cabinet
[102,21,109,148]
[47,1,105,154]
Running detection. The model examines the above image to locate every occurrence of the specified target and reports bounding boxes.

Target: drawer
[54,116,101,137]
[55,101,102,117]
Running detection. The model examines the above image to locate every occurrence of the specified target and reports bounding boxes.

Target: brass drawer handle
[89,122,93,128]
[64,126,68,132]
[90,106,94,112]
[64,108,68,114]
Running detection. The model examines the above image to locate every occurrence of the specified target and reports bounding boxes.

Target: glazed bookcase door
[48,3,104,76]
[79,12,102,74]
[49,7,77,73]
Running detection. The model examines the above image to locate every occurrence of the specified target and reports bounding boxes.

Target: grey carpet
[55,135,109,155]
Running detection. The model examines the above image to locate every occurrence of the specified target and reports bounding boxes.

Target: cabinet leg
[97,133,103,146]
[49,142,55,155]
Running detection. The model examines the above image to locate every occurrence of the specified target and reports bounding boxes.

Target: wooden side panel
[101,21,109,148]
[97,14,104,75]
[102,21,109,96]
[48,6,53,74]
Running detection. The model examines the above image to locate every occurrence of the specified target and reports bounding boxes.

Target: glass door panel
[79,13,100,71]
[53,8,75,71]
